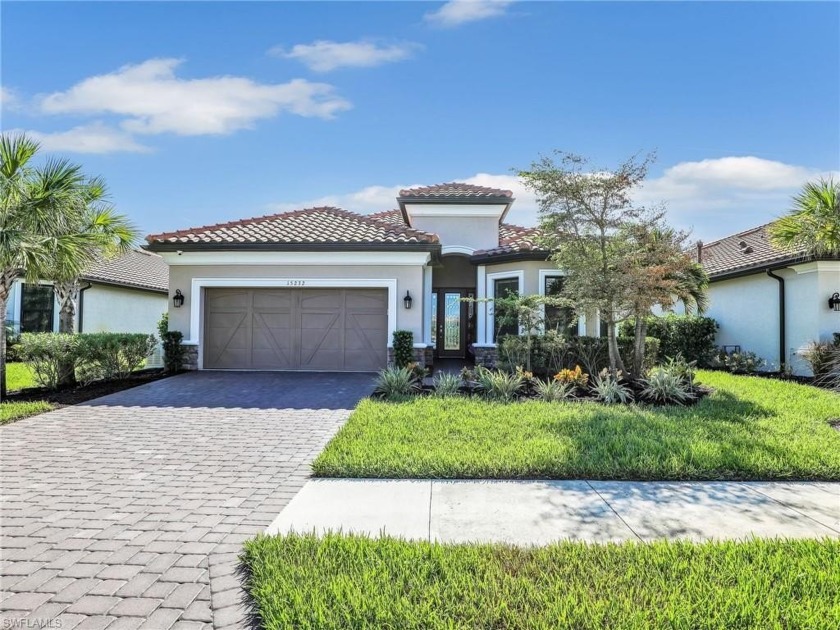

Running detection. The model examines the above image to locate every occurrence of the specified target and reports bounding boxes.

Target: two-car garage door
[203,288,388,371]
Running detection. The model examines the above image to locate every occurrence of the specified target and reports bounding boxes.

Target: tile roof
[146,207,439,247]
[82,249,168,293]
[398,182,513,199]
[697,224,806,277]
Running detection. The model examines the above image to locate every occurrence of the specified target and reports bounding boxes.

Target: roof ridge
[701,222,775,249]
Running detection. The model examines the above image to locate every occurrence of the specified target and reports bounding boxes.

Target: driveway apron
[1,371,374,630]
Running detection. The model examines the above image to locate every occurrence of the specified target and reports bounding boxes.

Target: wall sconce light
[173,289,185,308]
[829,292,840,312]
[403,290,413,310]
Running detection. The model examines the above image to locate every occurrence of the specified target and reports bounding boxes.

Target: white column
[476,265,487,344]
[423,266,433,345]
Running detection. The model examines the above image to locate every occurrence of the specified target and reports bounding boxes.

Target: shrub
[157,312,169,339]
[18,333,82,389]
[590,373,633,404]
[534,379,574,402]
[374,367,421,401]
[724,351,764,374]
[5,322,21,362]
[569,336,608,376]
[616,336,660,373]
[800,341,839,383]
[641,367,694,405]
[77,333,157,382]
[661,354,697,391]
[432,372,461,398]
[621,315,718,366]
[553,365,589,390]
[475,366,524,402]
[392,330,414,369]
[162,330,185,373]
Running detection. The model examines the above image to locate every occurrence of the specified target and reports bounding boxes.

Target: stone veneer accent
[472,345,498,369]
[387,345,434,369]
[183,344,199,370]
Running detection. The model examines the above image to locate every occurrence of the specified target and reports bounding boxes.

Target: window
[543,276,578,337]
[493,277,519,341]
[20,284,55,333]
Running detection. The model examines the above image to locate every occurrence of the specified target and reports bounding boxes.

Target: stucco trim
[161,250,432,267]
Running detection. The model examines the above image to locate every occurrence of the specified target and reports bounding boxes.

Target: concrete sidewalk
[267,480,840,544]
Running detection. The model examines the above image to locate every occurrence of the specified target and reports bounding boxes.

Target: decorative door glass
[443,292,461,351]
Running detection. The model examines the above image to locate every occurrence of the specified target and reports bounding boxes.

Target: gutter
[765,269,786,369]
[77,282,93,333]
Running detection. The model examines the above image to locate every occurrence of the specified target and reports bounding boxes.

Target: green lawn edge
[242,533,840,630]
[313,371,840,481]
[0,401,54,425]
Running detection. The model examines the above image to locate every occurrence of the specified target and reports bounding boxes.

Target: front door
[434,289,473,359]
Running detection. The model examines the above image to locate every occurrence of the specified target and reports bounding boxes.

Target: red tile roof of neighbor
[696,223,807,277]
[398,182,514,199]
[146,207,439,246]
[82,249,169,292]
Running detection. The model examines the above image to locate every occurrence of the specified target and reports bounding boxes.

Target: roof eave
[470,250,551,265]
[145,241,441,253]
[706,253,834,281]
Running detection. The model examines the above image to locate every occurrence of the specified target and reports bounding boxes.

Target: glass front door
[436,289,468,358]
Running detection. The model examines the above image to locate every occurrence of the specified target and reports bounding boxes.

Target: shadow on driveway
[80,371,377,411]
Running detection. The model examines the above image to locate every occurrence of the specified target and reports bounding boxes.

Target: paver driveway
[1,372,374,630]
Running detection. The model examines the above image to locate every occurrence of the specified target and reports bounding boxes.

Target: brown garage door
[203,288,388,371]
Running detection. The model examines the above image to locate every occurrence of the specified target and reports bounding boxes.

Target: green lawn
[243,533,840,630]
[6,362,36,392]
[313,371,840,480]
[0,401,54,425]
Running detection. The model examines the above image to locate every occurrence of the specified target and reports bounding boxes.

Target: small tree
[520,151,657,376]
[49,178,136,334]
[0,134,100,399]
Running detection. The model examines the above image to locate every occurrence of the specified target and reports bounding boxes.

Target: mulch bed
[7,369,177,407]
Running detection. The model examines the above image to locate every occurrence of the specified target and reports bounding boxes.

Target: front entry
[432,289,475,359]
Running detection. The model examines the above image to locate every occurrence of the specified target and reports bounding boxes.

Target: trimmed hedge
[19,332,156,389]
[392,330,414,368]
[620,315,718,366]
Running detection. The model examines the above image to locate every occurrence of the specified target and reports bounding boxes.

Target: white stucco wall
[5,280,166,336]
[404,203,506,252]
[81,284,168,335]
[705,261,840,375]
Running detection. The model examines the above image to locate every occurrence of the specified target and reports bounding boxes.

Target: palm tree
[769,177,840,256]
[0,133,112,398]
[49,178,136,334]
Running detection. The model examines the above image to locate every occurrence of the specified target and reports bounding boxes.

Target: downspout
[765,269,785,369]
[77,283,93,333]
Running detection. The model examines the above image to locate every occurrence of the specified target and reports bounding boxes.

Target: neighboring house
[694,224,840,375]
[146,183,598,372]
[5,249,169,336]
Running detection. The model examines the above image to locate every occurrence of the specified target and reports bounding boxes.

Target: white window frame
[186,277,399,369]
[485,270,524,344]
[538,269,586,336]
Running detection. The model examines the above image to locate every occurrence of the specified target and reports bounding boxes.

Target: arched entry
[431,254,477,359]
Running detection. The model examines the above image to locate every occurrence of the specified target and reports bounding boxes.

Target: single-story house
[146,183,599,371]
[5,249,169,336]
[694,225,840,376]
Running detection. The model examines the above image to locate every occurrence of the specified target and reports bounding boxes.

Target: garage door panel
[204,287,387,371]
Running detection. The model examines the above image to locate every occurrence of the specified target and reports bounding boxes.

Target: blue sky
[2,1,838,242]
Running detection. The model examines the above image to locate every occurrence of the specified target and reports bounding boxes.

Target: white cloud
[0,86,18,108]
[425,0,515,27]
[267,157,837,243]
[38,58,351,136]
[270,40,421,73]
[9,123,151,154]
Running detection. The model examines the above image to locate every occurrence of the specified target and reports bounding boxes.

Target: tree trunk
[632,315,648,381]
[605,316,627,377]
[54,280,80,334]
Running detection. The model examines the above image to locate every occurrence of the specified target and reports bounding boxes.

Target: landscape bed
[313,371,840,480]
[242,533,840,630]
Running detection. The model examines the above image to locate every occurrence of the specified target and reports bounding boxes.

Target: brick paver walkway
[1,372,374,629]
